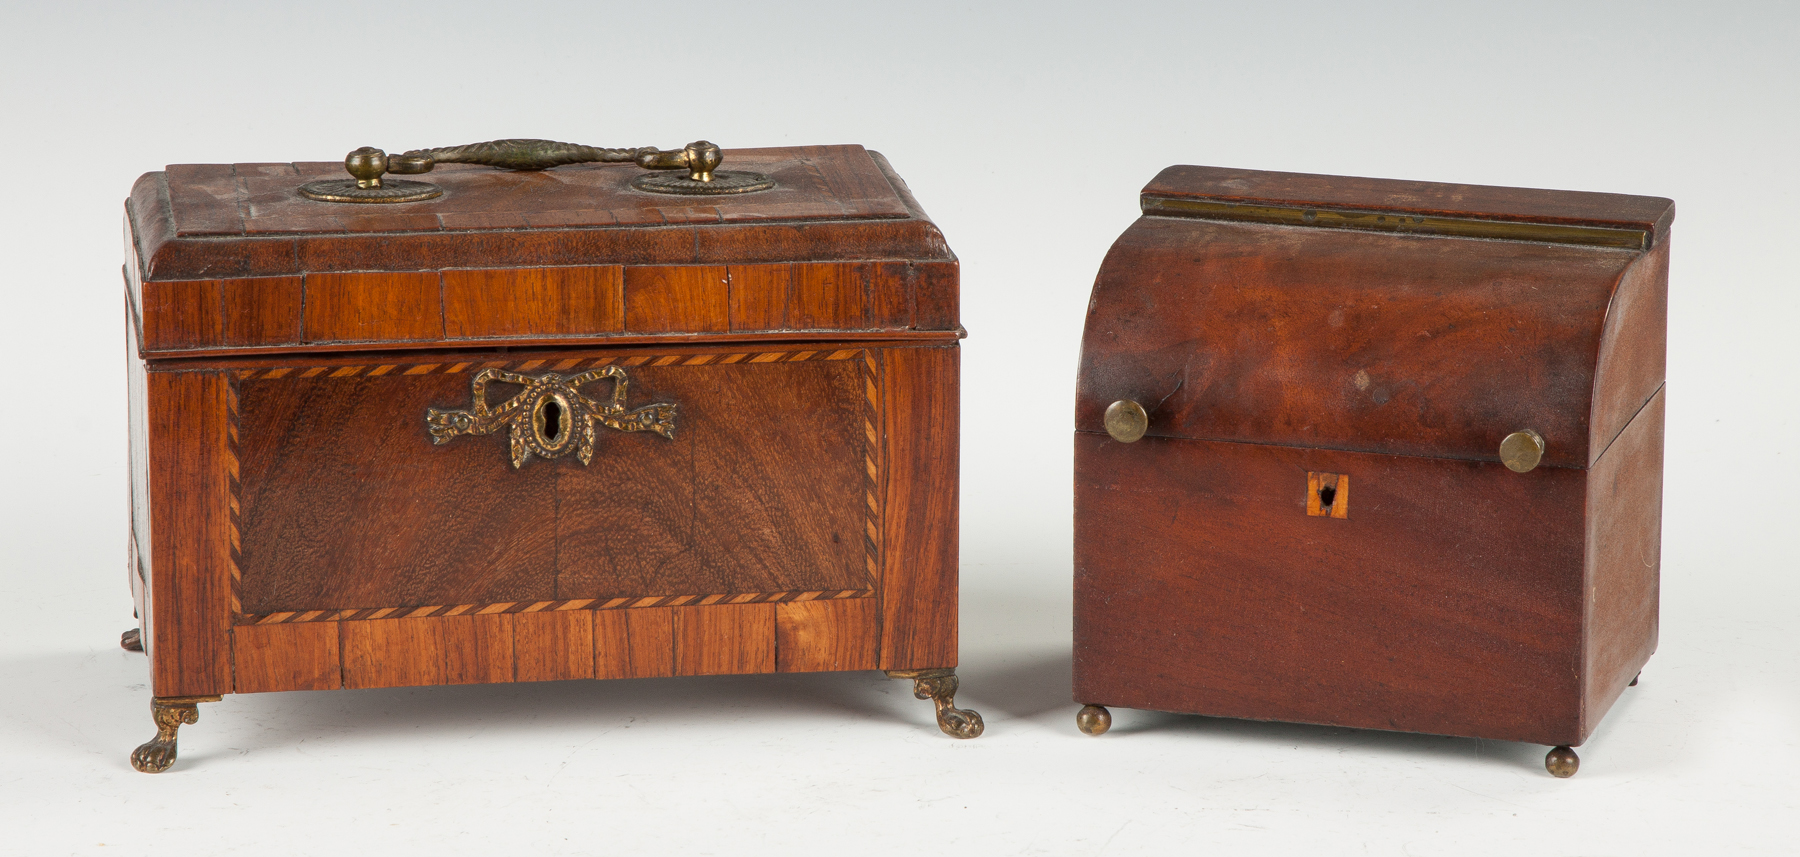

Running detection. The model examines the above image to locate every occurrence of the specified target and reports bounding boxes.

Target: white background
[1,1,1794,854]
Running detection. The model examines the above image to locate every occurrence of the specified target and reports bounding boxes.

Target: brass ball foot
[1545,745,1580,778]
[120,628,143,652]
[1076,704,1112,736]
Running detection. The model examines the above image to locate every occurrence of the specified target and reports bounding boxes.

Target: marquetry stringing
[226,348,883,626]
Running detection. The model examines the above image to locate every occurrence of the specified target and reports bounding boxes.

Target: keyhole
[1307,471,1348,518]
[543,399,563,442]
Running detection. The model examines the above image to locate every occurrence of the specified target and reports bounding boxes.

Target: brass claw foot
[130,696,220,774]
[1545,745,1580,778]
[886,668,984,739]
[1076,704,1112,735]
[120,628,143,651]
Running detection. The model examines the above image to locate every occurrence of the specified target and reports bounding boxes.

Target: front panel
[1074,432,1590,745]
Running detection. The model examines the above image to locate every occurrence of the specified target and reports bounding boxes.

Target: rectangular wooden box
[122,144,980,771]
[1072,166,1671,775]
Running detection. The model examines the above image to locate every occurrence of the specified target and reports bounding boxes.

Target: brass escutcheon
[427,366,677,469]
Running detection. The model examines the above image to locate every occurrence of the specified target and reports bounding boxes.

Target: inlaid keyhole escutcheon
[1307,472,1348,518]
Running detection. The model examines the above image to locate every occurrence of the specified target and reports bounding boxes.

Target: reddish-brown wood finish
[443,267,625,339]
[146,370,233,697]
[234,622,340,693]
[126,145,960,712]
[1142,165,1676,244]
[620,607,677,678]
[1582,389,1664,737]
[441,613,515,685]
[514,610,596,683]
[126,147,962,357]
[674,604,777,676]
[1075,166,1669,749]
[303,272,444,343]
[1074,433,1588,744]
[1077,216,1640,469]
[778,598,880,672]
[878,346,960,670]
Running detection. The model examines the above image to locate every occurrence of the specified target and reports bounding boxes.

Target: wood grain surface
[233,622,339,693]
[141,338,949,693]
[128,146,952,280]
[674,603,776,676]
[514,610,595,683]
[127,146,962,357]
[1074,431,1590,745]
[126,144,962,698]
[443,267,624,339]
[1142,165,1675,243]
[303,272,444,343]
[1078,215,1638,469]
[1581,389,1664,736]
[877,346,959,670]
[1074,166,1668,747]
[777,598,879,672]
[146,370,234,696]
[133,262,958,355]
[1590,242,1670,460]
[232,347,874,615]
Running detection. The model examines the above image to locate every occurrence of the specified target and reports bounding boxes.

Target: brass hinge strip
[1140,196,1649,250]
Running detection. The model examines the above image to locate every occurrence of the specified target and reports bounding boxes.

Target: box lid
[1076,166,1672,469]
[126,145,960,355]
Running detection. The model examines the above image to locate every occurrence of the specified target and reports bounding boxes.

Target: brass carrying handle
[350,139,726,187]
[301,138,772,202]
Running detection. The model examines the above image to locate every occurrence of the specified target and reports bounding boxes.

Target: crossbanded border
[227,347,883,626]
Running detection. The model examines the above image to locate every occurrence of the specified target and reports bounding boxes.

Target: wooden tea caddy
[1072,166,1671,777]
[121,139,978,772]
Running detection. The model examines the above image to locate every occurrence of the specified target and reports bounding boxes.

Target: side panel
[878,345,960,669]
[1581,388,1665,739]
[126,308,151,649]
[146,370,234,696]
[1588,242,1669,464]
[1074,432,1589,745]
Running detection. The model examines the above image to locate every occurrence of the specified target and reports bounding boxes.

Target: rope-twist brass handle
[301,139,772,203]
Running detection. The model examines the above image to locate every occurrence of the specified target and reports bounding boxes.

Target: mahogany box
[120,141,980,772]
[1072,166,1671,777]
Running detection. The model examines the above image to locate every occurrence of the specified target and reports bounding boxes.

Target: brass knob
[1103,400,1148,443]
[634,140,724,181]
[344,147,388,189]
[1500,429,1545,473]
